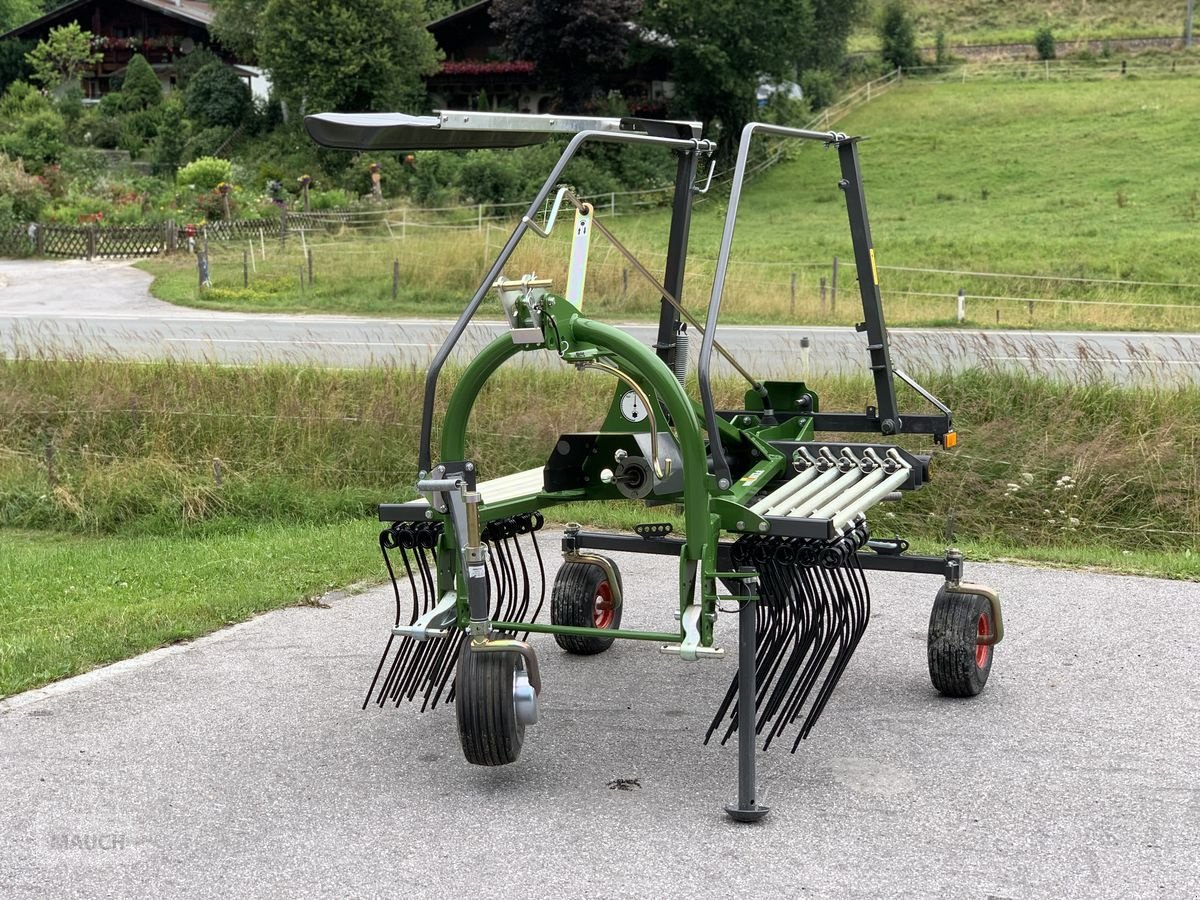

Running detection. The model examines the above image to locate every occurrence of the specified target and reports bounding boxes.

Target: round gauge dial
[619,390,648,423]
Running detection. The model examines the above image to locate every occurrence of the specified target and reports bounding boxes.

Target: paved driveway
[3,258,1199,383]
[1,543,1197,899]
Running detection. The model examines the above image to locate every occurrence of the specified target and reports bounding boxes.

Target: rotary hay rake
[306,110,1004,820]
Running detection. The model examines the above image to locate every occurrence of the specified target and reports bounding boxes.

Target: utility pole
[1187,0,1195,48]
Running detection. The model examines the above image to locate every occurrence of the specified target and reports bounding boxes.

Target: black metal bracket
[564,529,966,582]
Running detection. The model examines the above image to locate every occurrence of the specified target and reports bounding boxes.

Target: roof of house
[427,0,491,33]
[1,0,215,41]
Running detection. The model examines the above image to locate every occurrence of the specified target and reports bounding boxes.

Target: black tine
[799,549,872,741]
[511,524,532,624]
[375,540,422,707]
[521,521,547,639]
[432,629,467,708]
[486,536,505,620]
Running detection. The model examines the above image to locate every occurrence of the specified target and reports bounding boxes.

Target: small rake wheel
[927,585,994,697]
[551,559,623,655]
[455,636,525,766]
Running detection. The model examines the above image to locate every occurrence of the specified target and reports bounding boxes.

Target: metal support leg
[725,572,769,822]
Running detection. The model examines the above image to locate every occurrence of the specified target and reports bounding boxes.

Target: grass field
[850,0,1190,51]
[143,75,1200,332]
[2,354,1198,697]
[0,522,382,697]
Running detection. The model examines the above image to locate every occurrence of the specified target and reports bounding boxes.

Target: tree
[120,53,162,108]
[641,0,812,160]
[877,0,919,71]
[0,0,40,33]
[25,22,102,89]
[210,0,262,64]
[0,37,35,94]
[256,0,440,115]
[184,60,252,127]
[491,0,642,111]
[798,0,863,73]
[1034,26,1056,60]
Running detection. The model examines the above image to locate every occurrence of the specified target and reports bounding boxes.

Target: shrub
[1034,27,1056,60]
[182,126,233,162]
[55,83,84,131]
[458,152,519,204]
[151,102,187,175]
[934,29,949,66]
[59,146,111,185]
[176,154,232,191]
[0,154,49,224]
[0,80,51,121]
[121,53,162,109]
[0,108,67,167]
[80,109,123,149]
[878,0,920,71]
[799,70,837,111]
[184,61,253,128]
[170,45,220,91]
[308,188,354,210]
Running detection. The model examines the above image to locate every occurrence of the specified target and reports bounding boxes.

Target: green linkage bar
[491,621,682,643]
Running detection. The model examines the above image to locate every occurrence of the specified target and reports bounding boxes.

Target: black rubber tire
[927,585,995,697]
[455,635,524,766]
[551,559,623,655]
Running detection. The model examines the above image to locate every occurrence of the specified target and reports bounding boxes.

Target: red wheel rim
[976,613,991,669]
[593,581,615,629]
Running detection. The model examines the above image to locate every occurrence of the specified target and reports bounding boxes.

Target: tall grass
[2,354,1197,554]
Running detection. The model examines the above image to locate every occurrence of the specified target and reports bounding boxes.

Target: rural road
[2,258,1198,384]
[1,540,1198,898]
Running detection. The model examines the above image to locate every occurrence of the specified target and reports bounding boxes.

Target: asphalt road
[2,258,1198,384]
[2,540,1197,899]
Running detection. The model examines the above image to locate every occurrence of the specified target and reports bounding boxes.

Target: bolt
[718,478,730,490]
[758,522,769,532]
[425,509,433,519]
[465,462,474,472]
[736,520,745,530]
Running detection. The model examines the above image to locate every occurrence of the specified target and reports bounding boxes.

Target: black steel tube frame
[697,123,904,485]
[654,150,701,370]
[416,129,713,474]
[726,568,768,822]
[562,529,963,580]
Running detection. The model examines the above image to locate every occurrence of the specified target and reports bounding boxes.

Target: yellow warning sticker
[869,247,879,285]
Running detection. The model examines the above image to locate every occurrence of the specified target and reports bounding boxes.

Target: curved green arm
[438,315,711,564]
[439,334,525,463]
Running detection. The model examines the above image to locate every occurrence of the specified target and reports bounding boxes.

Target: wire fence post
[622,268,629,297]
[212,457,223,488]
[818,275,825,311]
[478,204,483,231]
[957,289,966,323]
[830,256,838,312]
[44,441,56,489]
[392,259,400,301]
[243,250,249,287]
[248,240,256,273]
[610,192,616,217]
[791,272,798,316]
[307,247,313,286]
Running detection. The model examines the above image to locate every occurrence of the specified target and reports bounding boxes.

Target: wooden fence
[0,210,368,261]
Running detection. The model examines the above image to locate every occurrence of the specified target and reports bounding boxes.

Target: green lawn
[145,75,1200,332]
[0,521,384,698]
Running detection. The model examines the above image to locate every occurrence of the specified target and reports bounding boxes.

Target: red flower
[438,60,535,76]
